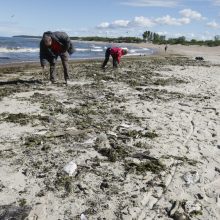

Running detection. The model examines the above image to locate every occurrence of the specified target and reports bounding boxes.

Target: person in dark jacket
[40,31,74,83]
[102,47,128,69]
[165,44,168,52]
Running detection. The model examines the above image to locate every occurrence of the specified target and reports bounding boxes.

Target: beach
[0,45,220,220]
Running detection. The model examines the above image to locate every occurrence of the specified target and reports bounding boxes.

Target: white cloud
[173,33,183,37]
[97,17,155,29]
[179,9,203,20]
[156,31,168,36]
[213,0,220,5]
[97,20,129,29]
[206,20,220,28]
[179,17,191,24]
[188,33,195,38]
[97,9,207,32]
[97,22,110,29]
[110,20,130,28]
[129,16,155,27]
[163,31,216,41]
[155,15,191,25]
[196,31,216,40]
[97,14,193,30]
[121,0,179,7]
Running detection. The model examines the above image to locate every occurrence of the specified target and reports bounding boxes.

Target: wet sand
[0,47,220,219]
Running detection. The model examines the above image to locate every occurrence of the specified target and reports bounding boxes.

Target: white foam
[129,48,150,54]
[129,49,137,53]
[75,48,103,52]
[75,48,90,52]
[91,49,103,52]
[90,45,102,49]
[126,53,144,56]
[0,47,39,53]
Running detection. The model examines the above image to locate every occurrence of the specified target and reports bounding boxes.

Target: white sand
[0,45,219,219]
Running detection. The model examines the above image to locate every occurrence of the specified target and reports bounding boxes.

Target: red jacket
[51,39,65,54]
[110,47,124,64]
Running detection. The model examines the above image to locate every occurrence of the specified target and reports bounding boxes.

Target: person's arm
[39,40,47,67]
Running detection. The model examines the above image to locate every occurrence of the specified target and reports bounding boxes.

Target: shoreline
[0,42,220,68]
[0,53,160,68]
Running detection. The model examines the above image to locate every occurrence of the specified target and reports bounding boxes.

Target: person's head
[43,35,52,47]
[122,48,128,55]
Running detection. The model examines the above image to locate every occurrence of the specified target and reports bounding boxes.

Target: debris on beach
[0,55,219,219]
[195,56,204,61]
[0,204,31,220]
[183,171,200,185]
[168,200,202,220]
[63,161,77,176]
[184,200,202,215]
[80,213,88,220]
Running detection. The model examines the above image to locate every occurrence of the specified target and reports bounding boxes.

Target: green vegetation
[125,159,166,174]
[97,146,129,162]
[13,35,41,38]
[70,36,143,43]
[142,30,220,46]
[14,32,220,46]
[54,174,73,194]
[143,31,166,43]
[18,198,27,207]
[13,35,143,43]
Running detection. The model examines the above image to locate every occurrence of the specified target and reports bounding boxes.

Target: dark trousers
[47,52,69,82]
[102,48,118,68]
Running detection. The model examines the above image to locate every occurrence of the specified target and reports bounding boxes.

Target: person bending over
[40,31,74,84]
[102,47,128,69]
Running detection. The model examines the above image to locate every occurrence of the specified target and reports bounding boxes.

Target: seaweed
[98,145,129,162]
[125,158,165,174]
[54,173,73,194]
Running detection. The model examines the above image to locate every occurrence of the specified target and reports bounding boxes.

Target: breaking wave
[0,47,39,53]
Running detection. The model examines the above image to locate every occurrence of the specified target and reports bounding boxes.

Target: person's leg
[112,57,118,68]
[49,57,57,83]
[102,48,111,68]
[60,52,69,82]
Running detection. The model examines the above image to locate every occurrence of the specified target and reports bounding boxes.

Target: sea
[0,36,154,64]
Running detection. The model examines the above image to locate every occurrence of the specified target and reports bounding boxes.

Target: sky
[0,0,220,40]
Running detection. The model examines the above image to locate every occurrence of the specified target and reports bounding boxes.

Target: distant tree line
[142,31,166,43]
[13,32,220,46]
[13,35,143,43]
[13,35,41,38]
[70,36,143,43]
[142,30,220,47]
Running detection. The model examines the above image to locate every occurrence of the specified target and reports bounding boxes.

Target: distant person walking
[40,31,74,84]
[165,45,168,53]
[102,47,128,69]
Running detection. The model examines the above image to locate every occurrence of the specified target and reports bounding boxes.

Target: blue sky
[0,0,220,40]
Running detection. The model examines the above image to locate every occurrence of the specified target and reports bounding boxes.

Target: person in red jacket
[102,47,128,69]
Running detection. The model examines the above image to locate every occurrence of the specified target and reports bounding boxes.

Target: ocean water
[0,36,154,64]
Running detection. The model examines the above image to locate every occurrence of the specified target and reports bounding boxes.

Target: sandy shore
[0,45,219,220]
[73,40,220,63]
